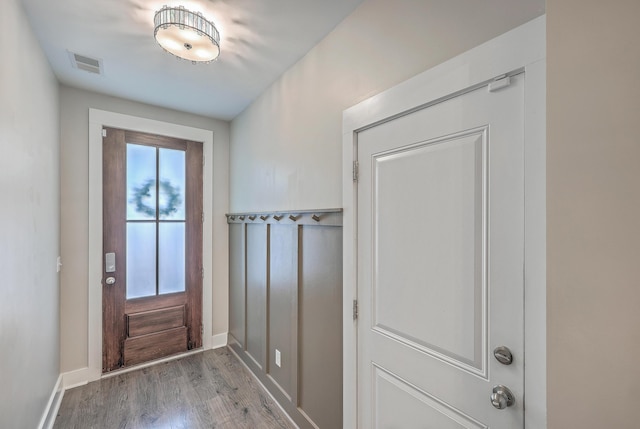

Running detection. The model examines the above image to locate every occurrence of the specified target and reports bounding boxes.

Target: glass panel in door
[125,143,186,299]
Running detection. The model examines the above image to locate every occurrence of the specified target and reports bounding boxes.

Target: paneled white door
[357,74,525,428]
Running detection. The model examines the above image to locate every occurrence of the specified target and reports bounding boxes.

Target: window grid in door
[126,143,186,299]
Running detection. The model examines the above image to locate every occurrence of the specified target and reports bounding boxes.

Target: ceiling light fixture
[154,5,220,64]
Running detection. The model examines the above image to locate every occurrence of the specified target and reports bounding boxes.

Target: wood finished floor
[54,348,298,429]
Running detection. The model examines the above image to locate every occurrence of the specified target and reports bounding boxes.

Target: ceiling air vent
[68,51,103,75]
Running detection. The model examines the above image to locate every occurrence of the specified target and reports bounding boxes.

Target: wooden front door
[357,74,525,427]
[102,127,203,372]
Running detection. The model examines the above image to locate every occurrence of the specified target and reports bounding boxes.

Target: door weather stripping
[353,161,359,182]
[488,75,512,92]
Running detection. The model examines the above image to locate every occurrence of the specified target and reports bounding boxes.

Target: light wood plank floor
[54,348,297,429]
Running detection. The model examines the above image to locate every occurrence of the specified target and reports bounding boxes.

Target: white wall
[547,1,640,427]
[0,1,60,427]
[59,86,230,373]
[229,0,545,212]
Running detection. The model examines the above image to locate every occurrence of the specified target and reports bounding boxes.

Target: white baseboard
[210,332,228,349]
[62,367,92,390]
[37,374,63,429]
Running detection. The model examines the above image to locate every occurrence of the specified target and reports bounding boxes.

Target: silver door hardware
[491,385,515,410]
[105,277,116,285]
[493,346,513,365]
[105,252,116,273]
[488,75,512,92]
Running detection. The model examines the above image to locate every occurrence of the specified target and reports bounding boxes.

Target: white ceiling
[21,0,365,120]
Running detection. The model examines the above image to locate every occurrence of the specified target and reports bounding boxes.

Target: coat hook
[260,215,269,221]
[239,216,245,221]
[289,215,299,222]
[312,214,321,222]
[248,215,256,221]
[229,215,236,221]
[274,215,283,221]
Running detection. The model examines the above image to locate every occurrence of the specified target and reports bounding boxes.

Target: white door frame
[342,16,546,428]
[85,109,215,383]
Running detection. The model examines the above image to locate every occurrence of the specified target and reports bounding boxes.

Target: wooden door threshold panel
[101,348,203,379]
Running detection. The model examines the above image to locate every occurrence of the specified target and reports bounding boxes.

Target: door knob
[491,385,515,409]
[105,276,116,285]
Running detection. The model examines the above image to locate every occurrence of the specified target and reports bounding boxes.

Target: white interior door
[357,74,525,428]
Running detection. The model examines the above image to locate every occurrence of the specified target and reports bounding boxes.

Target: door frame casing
[87,109,215,382]
[342,16,546,428]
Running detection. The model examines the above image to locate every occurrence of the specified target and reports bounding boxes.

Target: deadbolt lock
[493,346,513,365]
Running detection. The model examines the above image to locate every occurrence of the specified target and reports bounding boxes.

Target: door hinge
[353,161,359,182]
[203,154,205,166]
[102,128,107,137]
[202,212,204,223]
[353,299,359,320]
[488,75,512,92]
[201,267,204,279]
[201,324,204,336]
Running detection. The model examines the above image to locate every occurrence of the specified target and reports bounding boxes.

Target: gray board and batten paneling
[246,223,268,370]
[227,209,343,429]
[228,223,245,350]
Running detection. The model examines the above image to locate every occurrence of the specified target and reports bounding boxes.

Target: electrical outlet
[275,349,281,367]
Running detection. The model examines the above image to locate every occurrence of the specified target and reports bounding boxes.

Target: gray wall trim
[228,224,246,350]
[229,213,343,429]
